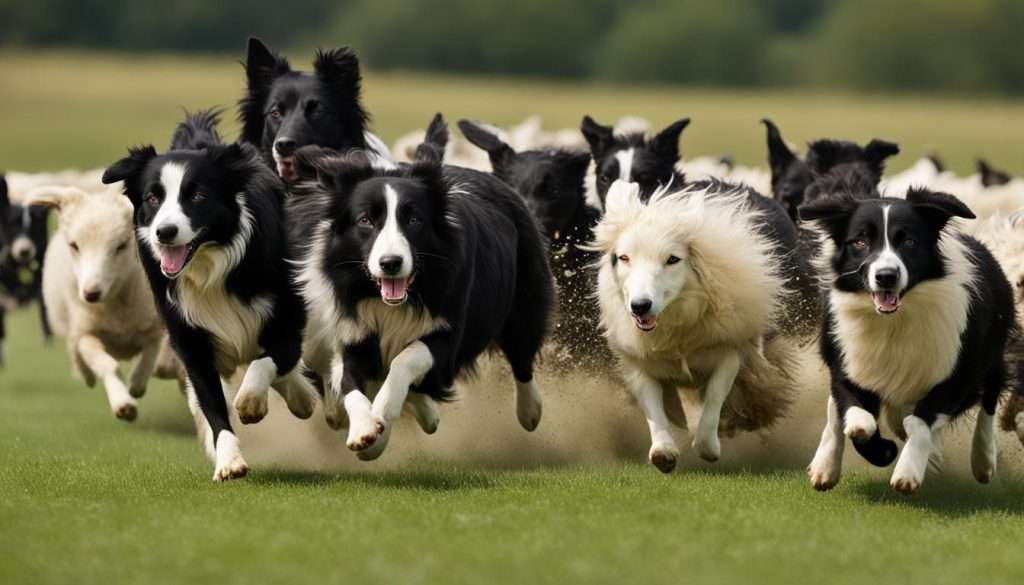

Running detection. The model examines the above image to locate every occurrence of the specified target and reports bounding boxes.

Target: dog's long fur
[594,180,796,473]
[102,112,317,481]
[287,116,554,459]
[802,188,1016,493]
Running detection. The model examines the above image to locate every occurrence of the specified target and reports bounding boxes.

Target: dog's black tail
[414,112,448,165]
[170,107,225,151]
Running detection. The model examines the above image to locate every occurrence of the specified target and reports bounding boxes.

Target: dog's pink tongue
[380,277,410,302]
[872,291,899,313]
[160,245,189,275]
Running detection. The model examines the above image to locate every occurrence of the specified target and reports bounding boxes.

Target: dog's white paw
[649,442,680,474]
[891,455,927,495]
[212,432,248,482]
[112,398,138,422]
[356,423,392,461]
[408,395,440,435]
[843,407,877,442]
[516,380,542,432]
[347,414,384,452]
[807,453,842,491]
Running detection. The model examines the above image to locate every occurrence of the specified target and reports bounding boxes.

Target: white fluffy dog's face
[611,222,695,332]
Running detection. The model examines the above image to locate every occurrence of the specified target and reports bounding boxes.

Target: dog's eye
[191,191,207,203]
[598,175,611,185]
[617,254,630,263]
[851,238,868,250]
[408,215,421,227]
[666,255,681,265]
[69,242,79,253]
[903,238,916,248]
[269,109,281,120]
[357,216,373,228]
[145,193,160,207]
[115,241,129,253]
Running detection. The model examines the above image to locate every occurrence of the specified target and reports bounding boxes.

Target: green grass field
[2,51,1024,585]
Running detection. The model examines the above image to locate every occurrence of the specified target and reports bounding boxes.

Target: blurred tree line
[2,0,1022,95]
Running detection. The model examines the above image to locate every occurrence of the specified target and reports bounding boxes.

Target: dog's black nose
[15,248,32,261]
[156,224,179,244]
[630,298,653,316]
[274,138,297,157]
[874,268,900,289]
[379,255,404,276]
[83,289,102,303]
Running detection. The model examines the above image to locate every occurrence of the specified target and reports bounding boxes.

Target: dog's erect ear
[206,142,246,167]
[907,188,975,231]
[805,140,844,176]
[864,139,900,176]
[458,119,514,171]
[23,186,85,212]
[414,113,449,166]
[650,118,690,161]
[977,159,1012,188]
[762,118,797,177]
[926,152,945,173]
[604,180,643,219]
[304,148,376,195]
[245,37,288,86]
[581,115,615,159]
[314,47,361,94]
[798,193,861,241]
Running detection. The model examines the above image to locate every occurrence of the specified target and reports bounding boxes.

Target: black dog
[802,188,1015,493]
[287,114,554,460]
[581,115,690,204]
[458,118,611,369]
[238,37,391,183]
[102,111,317,481]
[0,176,51,365]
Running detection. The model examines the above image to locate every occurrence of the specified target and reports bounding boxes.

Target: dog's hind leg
[271,363,318,421]
[808,396,845,490]
[77,334,136,421]
[406,392,440,435]
[497,312,547,433]
[832,376,897,467]
[625,368,680,473]
[973,368,1003,484]
[692,349,741,462]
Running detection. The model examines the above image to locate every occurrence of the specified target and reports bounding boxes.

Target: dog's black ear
[415,113,449,166]
[564,151,593,183]
[206,142,246,166]
[581,115,615,159]
[311,149,376,196]
[314,46,361,95]
[103,145,157,206]
[798,193,861,240]
[245,37,288,86]
[458,119,514,170]
[864,139,900,176]
[907,188,975,231]
[977,159,1012,187]
[650,117,690,161]
[762,118,797,177]
[806,140,844,176]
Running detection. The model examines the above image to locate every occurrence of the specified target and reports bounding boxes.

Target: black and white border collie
[102,111,318,481]
[581,115,690,204]
[238,37,392,183]
[287,115,554,460]
[457,119,610,369]
[801,188,1016,493]
[0,176,51,365]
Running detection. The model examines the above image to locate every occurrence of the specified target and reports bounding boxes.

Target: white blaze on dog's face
[612,225,693,332]
[367,184,415,305]
[147,162,202,279]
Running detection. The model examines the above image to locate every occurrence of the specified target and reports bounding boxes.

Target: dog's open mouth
[633,315,658,332]
[871,290,901,314]
[276,157,296,182]
[157,242,198,279]
[377,274,415,306]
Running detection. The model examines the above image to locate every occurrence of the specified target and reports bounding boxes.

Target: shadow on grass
[849,476,1024,518]
[250,468,496,491]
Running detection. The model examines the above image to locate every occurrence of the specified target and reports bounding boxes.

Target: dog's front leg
[692,349,740,462]
[127,337,160,398]
[371,340,436,431]
[77,334,135,421]
[624,367,679,473]
[808,396,845,490]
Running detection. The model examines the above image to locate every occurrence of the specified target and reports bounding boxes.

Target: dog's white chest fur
[171,247,272,374]
[830,239,975,406]
[340,300,449,365]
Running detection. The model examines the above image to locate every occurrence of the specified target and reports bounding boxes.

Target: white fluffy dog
[26,185,180,420]
[593,180,795,473]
